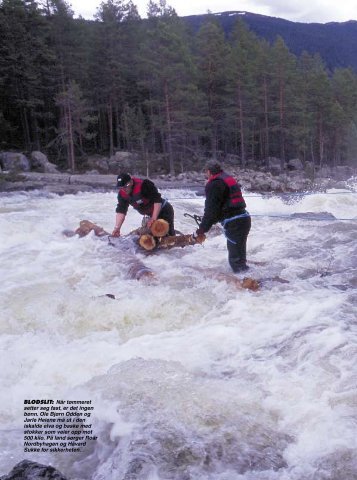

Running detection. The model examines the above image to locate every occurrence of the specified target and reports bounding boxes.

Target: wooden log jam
[128,219,169,238]
[150,219,169,237]
[65,220,156,281]
[70,218,168,240]
[139,234,157,251]
[156,233,206,249]
[131,217,206,251]
[138,228,206,251]
[65,221,259,290]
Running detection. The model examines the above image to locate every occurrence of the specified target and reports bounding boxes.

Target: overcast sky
[69,0,357,24]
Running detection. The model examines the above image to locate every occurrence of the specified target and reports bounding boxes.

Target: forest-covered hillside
[184,11,357,73]
[1,0,357,174]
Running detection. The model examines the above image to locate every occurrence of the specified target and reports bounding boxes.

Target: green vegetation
[0,0,357,174]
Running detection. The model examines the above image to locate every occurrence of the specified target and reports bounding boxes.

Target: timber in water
[64,219,260,291]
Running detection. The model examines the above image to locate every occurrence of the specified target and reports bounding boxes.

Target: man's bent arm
[147,203,161,227]
[112,212,126,236]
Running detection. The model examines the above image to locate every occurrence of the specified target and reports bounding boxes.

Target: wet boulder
[0,460,68,480]
[0,152,30,172]
[108,151,139,174]
[30,151,58,173]
[86,155,109,173]
[264,156,283,175]
[316,165,332,178]
[334,165,355,180]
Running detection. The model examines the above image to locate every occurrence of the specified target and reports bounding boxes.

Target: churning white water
[0,183,356,480]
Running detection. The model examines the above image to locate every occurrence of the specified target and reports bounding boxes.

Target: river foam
[0,186,356,479]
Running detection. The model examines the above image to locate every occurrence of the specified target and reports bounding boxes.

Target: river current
[0,182,356,479]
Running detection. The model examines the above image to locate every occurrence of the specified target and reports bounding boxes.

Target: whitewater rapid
[0,184,356,479]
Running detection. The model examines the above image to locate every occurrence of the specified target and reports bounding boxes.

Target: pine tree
[298,53,334,167]
[269,36,299,167]
[254,38,274,163]
[228,19,261,166]
[139,4,200,174]
[147,0,176,17]
[90,0,141,156]
[0,0,57,150]
[54,80,96,171]
[195,19,230,157]
[331,68,357,165]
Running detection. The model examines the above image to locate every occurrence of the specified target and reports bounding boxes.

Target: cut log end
[139,234,157,251]
[242,277,260,291]
[150,219,169,237]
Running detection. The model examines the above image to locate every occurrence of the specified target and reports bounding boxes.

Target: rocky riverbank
[0,167,355,196]
[1,150,356,194]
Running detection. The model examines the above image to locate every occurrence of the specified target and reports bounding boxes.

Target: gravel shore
[0,172,206,195]
[0,169,355,195]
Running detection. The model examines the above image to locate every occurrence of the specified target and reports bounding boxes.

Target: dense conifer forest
[1,0,357,174]
[186,12,357,73]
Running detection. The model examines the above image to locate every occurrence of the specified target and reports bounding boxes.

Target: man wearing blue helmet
[112,173,175,237]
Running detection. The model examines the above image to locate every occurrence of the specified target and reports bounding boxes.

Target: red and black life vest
[207,172,245,209]
[119,177,153,215]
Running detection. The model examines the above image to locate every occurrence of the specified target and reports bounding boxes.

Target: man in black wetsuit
[194,161,251,273]
[112,173,175,237]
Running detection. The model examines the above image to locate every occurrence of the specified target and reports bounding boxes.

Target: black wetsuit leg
[225,215,251,272]
[158,202,175,236]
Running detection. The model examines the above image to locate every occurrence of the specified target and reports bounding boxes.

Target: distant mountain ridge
[183,11,357,72]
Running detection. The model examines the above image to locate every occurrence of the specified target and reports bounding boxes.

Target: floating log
[74,220,110,238]
[138,232,206,251]
[128,219,168,238]
[194,267,260,292]
[126,258,156,281]
[66,220,156,281]
[139,234,157,251]
[211,273,260,292]
[65,220,259,290]
[158,233,205,249]
[150,219,169,237]
[241,277,260,291]
[70,218,201,252]
[128,224,150,236]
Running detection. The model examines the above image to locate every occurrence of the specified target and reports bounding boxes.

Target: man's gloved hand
[192,229,205,243]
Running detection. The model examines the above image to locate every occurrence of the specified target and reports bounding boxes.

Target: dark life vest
[207,172,246,210]
[119,178,153,215]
